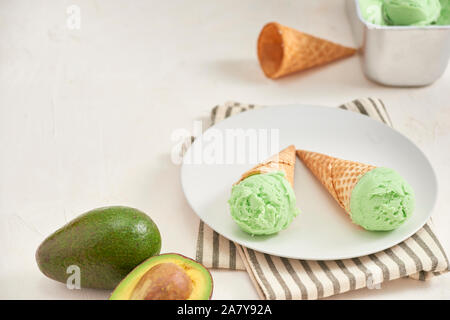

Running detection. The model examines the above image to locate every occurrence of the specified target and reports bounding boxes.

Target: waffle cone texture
[257,22,356,79]
[237,145,296,187]
[296,150,376,214]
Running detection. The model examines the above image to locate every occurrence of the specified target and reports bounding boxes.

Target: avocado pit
[130,263,193,300]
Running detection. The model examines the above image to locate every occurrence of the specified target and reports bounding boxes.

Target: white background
[0,0,449,299]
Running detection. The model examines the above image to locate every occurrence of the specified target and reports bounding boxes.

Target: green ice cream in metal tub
[347,0,450,86]
[358,0,450,26]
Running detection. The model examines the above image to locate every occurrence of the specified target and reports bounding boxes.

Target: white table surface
[1,0,449,300]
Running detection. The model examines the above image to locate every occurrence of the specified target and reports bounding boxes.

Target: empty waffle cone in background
[257,22,356,79]
[237,145,296,187]
[296,150,376,214]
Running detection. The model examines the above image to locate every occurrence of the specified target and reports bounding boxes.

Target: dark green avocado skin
[36,206,161,289]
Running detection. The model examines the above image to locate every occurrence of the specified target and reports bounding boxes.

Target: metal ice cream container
[346,0,450,86]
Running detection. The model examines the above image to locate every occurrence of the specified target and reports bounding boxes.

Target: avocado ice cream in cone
[228,145,300,235]
[297,150,415,231]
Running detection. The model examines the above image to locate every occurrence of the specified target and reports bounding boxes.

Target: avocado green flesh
[36,206,161,289]
[110,254,213,300]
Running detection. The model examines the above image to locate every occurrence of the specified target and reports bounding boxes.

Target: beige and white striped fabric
[190,98,449,300]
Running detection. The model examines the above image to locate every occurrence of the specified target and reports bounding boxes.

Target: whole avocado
[36,206,161,289]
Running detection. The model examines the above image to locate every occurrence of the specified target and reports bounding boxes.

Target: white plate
[181,105,437,260]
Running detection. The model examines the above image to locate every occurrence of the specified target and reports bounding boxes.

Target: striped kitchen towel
[188,98,449,300]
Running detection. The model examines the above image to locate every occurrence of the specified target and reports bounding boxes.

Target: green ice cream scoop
[383,0,441,25]
[438,0,450,24]
[350,167,415,231]
[358,0,387,25]
[228,171,299,235]
[358,0,450,25]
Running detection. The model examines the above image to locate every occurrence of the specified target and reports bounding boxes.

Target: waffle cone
[237,145,296,187]
[297,150,376,213]
[257,22,356,79]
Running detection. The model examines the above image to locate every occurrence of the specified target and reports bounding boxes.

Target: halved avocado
[110,253,213,300]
